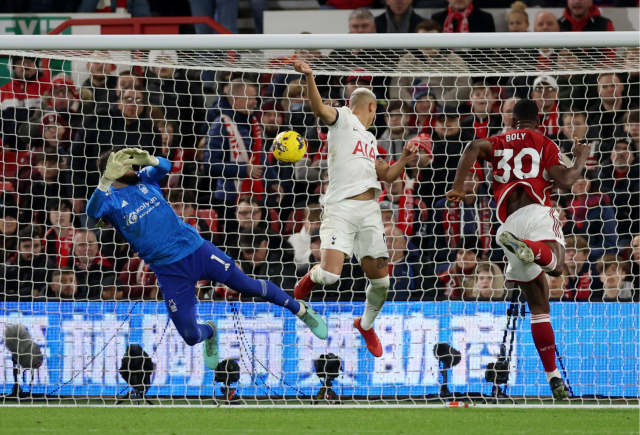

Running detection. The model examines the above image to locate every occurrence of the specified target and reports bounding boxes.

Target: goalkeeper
[87,148,327,371]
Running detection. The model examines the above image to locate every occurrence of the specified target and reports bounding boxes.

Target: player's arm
[87,151,132,218]
[293,60,337,126]
[375,141,419,183]
[446,139,493,203]
[121,148,171,184]
[547,137,590,190]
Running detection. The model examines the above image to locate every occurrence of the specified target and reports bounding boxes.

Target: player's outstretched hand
[402,140,419,165]
[293,60,313,76]
[445,188,465,204]
[121,148,159,167]
[572,136,590,162]
[104,150,133,181]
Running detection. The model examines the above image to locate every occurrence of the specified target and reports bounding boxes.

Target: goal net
[0,32,638,407]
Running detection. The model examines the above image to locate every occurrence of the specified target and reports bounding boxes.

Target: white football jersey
[323,106,381,204]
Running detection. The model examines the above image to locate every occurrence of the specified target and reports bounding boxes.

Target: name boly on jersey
[352,140,377,160]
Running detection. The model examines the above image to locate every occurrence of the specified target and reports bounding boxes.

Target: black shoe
[549,377,569,400]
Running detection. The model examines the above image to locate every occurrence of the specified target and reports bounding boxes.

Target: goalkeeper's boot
[297,300,328,340]
[203,321,219,370]
[353,317,383,358]
[499,231,534,264]
[294,264,319,299]
[549,376,570,400]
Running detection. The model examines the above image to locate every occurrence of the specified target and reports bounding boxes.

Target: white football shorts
[496,203,565,283]
[320,199,388,262]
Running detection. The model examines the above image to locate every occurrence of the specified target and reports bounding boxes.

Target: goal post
[0,32,638,407]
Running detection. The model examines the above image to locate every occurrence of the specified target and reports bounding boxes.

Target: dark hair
[239,227,269,249]
[0,204,18,220]
[46,198,73,213]
[237,195,261,208]
[18,225,42,243]
[628,109,639,124]
[52,266,75,279]
[457,236,480,256]
[387,100,408,114]
[415,19,442,33]
[167,189,196,204]
[512,99,539,122]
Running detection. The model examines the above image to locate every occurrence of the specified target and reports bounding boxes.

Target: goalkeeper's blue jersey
[86,157,204,267]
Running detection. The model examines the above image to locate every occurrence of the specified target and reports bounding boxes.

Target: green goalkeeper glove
[121,148,160,167]
[98,150,133,191]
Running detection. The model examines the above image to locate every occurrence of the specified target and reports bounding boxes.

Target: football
[271,130,307,163]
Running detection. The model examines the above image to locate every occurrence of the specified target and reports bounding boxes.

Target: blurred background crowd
[0,0,637,303]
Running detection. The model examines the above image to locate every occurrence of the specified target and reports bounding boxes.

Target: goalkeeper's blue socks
[225,267,302,315]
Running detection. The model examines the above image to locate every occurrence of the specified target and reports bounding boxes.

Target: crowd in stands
[0,1,638,303]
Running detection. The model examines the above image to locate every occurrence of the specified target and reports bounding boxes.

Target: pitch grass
[1,408,638,435]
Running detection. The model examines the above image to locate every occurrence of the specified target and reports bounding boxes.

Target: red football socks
[531,314,557,373]
[522,239,557,273]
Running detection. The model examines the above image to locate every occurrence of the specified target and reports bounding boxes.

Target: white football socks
[310,267,340,285]
[361,276,390,330]
[546,368,561,382]
[296,302,307,318]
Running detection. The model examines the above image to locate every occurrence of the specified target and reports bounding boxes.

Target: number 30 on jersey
[493,148,541,183]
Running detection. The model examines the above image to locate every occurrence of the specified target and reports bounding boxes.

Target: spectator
[418,105,474,207]
[630,234,640,293]
[0,205,18,263]
[564,235,602,300]
[408,86,438,136]
[622,48,639,110]
[44,198,76,268]
[378,101,417,159]
[0,56,51,150]
[19,151,72,225]
[204,79,263,208]
[146,50,207,149]
[567,172,618,260]
[530,75,560,139]
[39,267,86,301]
[17,73,81,150]
[167,189,216,243]
[385,224,417,300]
[499,97,519,134]
[557,111,598,169]
[156,119,195,190]
[463,262,505,301]
[588,73,627,146]
[115,71,144,100]
[461,82,501,139]
[379,200,396,227]
[507,1,529,33]
[35,113,72,153]
[71,88,159,200]
[187,0,239,34]
[431,0,495,33]
[392,20,472,107]
[437,237,480,300]
[80,58,118,118]
[625,110,640,160]
[2,226,53,299]
[379,177,428,238]
[287,203,323,273]
[556,48,593,113]
[597,254,633,301]
[431,170,499,270]
[238,227,297,293]
[119,254,159,300]
[375,0,424,33]
[558,0,615,32]
[548,265,571,300]
[534,10,560,33]
[598,138,640,242]
[71,228,116,300]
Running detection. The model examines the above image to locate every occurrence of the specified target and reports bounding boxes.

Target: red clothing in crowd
[44,227,76,268]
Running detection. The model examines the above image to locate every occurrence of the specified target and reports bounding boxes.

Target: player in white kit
[292,60,418,357]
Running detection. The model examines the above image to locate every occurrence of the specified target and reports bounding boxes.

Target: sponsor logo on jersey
[123,196,159,226]
[352,140,377,160]
[121,200,129,207]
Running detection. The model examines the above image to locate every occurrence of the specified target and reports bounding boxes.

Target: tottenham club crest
[138,183,149,194]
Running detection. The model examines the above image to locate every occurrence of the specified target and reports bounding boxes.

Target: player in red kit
[446,99,589,400]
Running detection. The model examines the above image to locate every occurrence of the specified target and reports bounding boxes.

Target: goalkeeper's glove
[121,148,160,167]
[98,151,133,191]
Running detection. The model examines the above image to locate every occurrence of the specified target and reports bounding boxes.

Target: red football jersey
[483,129,565,223]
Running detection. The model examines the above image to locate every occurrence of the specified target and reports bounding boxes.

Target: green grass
[1,408,638,435]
